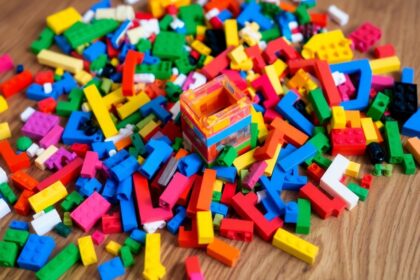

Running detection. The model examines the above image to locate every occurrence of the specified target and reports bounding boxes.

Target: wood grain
[0,0,419,279]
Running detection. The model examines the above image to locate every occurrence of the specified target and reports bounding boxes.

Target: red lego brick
[0,70,33,98]
[122,50,144,96]
[14,190,34,216]
[251,74,280,109]
[331,128,367,156]
[185,256,203,280]
[220,182,237,206]
[349,22,381,53]
[161,121,182,142]
[186,176,202,217]
[201,47,234,79]
[205,0,241,16]
[361,174,373,189]
[177,175,196,206]
[373,44,396,58]
[70,143,90,158]
[36,157,83,191]
[310,13,328,27]
[10,170,39,191]
[306,163,325,185]
[37,97,57,113]
[219,218,254,242]
[0,140,31,172]
[263,37,301,64]
[102,212,123,234]
[299,182,346,219]
[34,70,54,85]
[253,127,283,160]
[245,45,266,73]
[178,221,206,249]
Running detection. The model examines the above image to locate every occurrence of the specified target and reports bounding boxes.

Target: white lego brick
[320,177,359,210]
[256,190,267,203]
[205,8,220,20]
[83,10,95,23]
[288,21,299,30]
[143,220,166,233]
[322,154,350,182]
[95,8,117,20]
[139,19,160,35]
[0,167,7,184]
[134,73,156,84]
[26,143,40,158]
[81,102,91,112]
[43,83,53,94]
[332,71,346,86]
[20,107,36,122]
[291,33,304,43]
[0,198,11,219]
[328,5,349,26]
[124,0,139,4]
[170,17,185,30]
[258,40,267,51]
[127,26,149,44]
[197,0,208,6]
[173,74,187,87]
[105,124,134,143]
[170,101,180,120]
[189,72,207,90]
[31,209,62,235]
[115,5,135,21]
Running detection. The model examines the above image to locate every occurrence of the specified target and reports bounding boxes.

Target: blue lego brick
[217,9,233,22]
[178,153,203,176]
[76,177,102,197]
[62,111,104,145]
[110,20,131,49]
[98,257,125,280]
[142,50,160,65]
[278,142,317,172]
[116,176,133,201]
[402,109,420,137]
[237,2,273,30]
[252,103,265,113]
[151,134,172,145]
[206,116,251,147]
[282,173,308,191]
[110,156,140,182]
[119,191,138,232]
[139,139,173,179]
[103,150,130,170]
[261,196,282,221]
[17,234,55,271]
[117,42,135,62]
[211,166,237,183]
[139,96,171,123]
[54,35,72,54]
[9,220,29,231]
[102,179,118,203]
[26,83,58,100]
[278,144,297,161]
[92,141,116,159]
[167,206,187,234]
[260,176,285,216]
[330,59,372,110]
[27,72,76,101]
[210,202,228,217]
[284,201,298,223]
[90,0,111,12]
[53,72,77,96]
[275,90,314,135]
[83,41,107,62]
[401,67,414,84]
[130,229,146,244]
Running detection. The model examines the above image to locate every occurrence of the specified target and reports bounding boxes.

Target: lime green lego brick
[137,61,172,80]
[35,243,80,280]
[213,213,224,230]
[3,228,29,247]
[100,78,113,94]
[261,27,281,42]
[382,164,393,176]
[136,38,152,52]
[384,121,404,164]
[120,246,135,267]
[31,27,55,54]
[366,92,390,121]
[117,112,142,130]
[124,237,142,255]
[0,183,17,204]
[308,88,332,124]
[136,114,157,130]
[234,140,252,154]
[250,123,259,149]
[152,31,186,60]
[63,212,73,227]
[159,15,173,31]
[347,183,369,201]
[56,88,84,117]
[216,146,238,167]
[0,241,18,267]
[64,19,119,49]
[90,54,108,73]
[402,154,416,175]
[372,164,383,176]
[296,198,311,234]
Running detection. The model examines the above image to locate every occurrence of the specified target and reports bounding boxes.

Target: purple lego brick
[44,148,77,171]
[21,111,59,140]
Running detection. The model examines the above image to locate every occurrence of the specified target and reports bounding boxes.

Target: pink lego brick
[21,111,59,140]
[348,22,382,52]
[251,75,280,109]
[159,172,190,210]
[338,74,356,100]
[371,75,395,91]
[0,54,14,74]
[182,72,195,91]
[263,109,281,123]
[81,151,103,178]
[39,125,63,148]
[45,148,77,171]
[242,161,268,190]
[92,230,106,245]
[70,192,111,232]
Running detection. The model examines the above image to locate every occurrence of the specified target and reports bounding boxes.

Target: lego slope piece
[17,234,56,271]
[402,109,420,137]
[143,233,166,280]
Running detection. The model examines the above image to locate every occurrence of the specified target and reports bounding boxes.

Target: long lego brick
[263,37,301,64]
[28,181,68,213]
[10,171,38,191]
[0,140,31,172]
[116,92,150,119]
[70,192,111,232]
[133,173,172,224]
[186,176,202,217]
[143,233,166,280]
[159,172,189,210]
[296,198,311,234]
[0,70,33,98]
[206,238,240,267]
[272,228,319,264]
[196,211,214,245]
[231,192,283,241]
[14,190,34,216]
[119,194,138,232]
[384,121,404,164]
[219,218,254,242]
[270,117,308,147]
[196,169,217,211]
[201,46,234,79]
[253,128,283,160]
[37,157,83,191]
[185,256,204,280]
[84,84,118,138]
[299,182,346,219]
[220,182,237,206]
[122,50,144,96]
[37,49,83,73]
[278,142,318,172]
[315,60,342,106]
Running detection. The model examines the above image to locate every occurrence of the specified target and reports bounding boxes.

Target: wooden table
[0,0,419,279]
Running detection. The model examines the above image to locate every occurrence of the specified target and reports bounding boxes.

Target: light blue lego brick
[111,156,139,183]
[9,220,30,231]
[92,141,116,159]
[401,67,414,84]
[139,139,173,179]
[278,142,317,172]
[130,229,146,244]
[402,109,420,137]
[62,111,104,145]
[260,176,285,216]
[178,153,203,177]
[237,1,273,30]
[116,176,133,201]
[211,166,237,183]
[83,41,107,62]
[211,202,228,217]
[110,20,131,49]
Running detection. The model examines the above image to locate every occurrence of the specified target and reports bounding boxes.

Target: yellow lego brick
[148,0,191,18]
[196,25,206,37]
[224,19,239,47]
[213,180,224,193]
[369,56,401,75]
[37,49,83,73]
[228,45,248,64]
[264,144,282,176]
[203,56,213,65]
[272,228,319,264]
[116,91,150,119]
[264,65,283,95]
[102,88,126,110]
[105,240,122,256]
[331,106,346,129]
[345,110,361,128]
[251,108,268,142]
[191,40,211,56]
[302,30,353,63]
[55,68,64,76]
[143,233,166,280]
[137,155,145,164]
[35,145,58,170]
[272,59,287,76]
[0,96,8,113]
[361,117,378,144]
[345,161,360,178]
[375,120,384,130]
[110,58,119,67]
[196,211,214,245]
[233,148,256,173]
[28,181,68,213]
[139,120,161,139]
[78,236,97,266]
[46,7,82,34]
[74,70,93,85]
[0,122,11,141]
[84,85,118,138]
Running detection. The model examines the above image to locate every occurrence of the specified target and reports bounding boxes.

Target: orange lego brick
[114,136,132,151]
[175,149,189,160]
[196,169,216,211]
[254,128,283,160]
[270,117,308,147]
[10,170,39,191]
[206,237,240,267]
[406,137,420,164]
[14,190,34,216]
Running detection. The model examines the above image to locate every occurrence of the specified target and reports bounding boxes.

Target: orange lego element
[206,237,241,267]
[196,169,217,211]
[270,117,309,147]
[406,137,420,164]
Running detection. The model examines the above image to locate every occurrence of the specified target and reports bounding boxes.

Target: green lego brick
[64,19,119,49]
[117,111,142,130]
[174,54,196,74]
[61,191,84,212]
[212,191,221,202]
[137,61,172,80]
[250,123,259,149]
[216,146,238,167]
[308,132,330,153]
[0,183,17,204]
[35,243,80,280]
[54,222,72,238]
[63,212,73,227]
[30,27,55,54]
[124,237,142,255]
[172,137,183,151]
[165,82,182,102]
[296,198,311,234]
[366,92,390,121]
[384,121,404,164]
[260,2,281,19]
[131,133,146,156]
[308,88,332,124]
[382,164,393,176]
[402,154,416,175]
[196,55,207,68]
[136,38,152,52]
[178,4,205,35]
[153,31,186,60]
[159,14,173,31]
[295,5,311,25]
[213,213,224,230]
[3,228,29,247]
[56,88,84,117]
[312,154,332,169]
[90,54,108,73]
[261,27,281,42]
[120,246,135,267]
[0,241,18,267]
[347,183,369,201]
[372,164,383,176]
[136,114,157,130]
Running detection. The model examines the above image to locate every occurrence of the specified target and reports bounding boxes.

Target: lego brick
[17,234,55,271]
[196,169,217,211]
[402,109,420,137]
[117,92,150,119]
[296,198,311,234]
[37,50,83,73]
[369,56,400,74]
[78,236,97,266]
[0,140,31,172]
[122,50,144,96]
[349,22,381,52]
[0,182,17,204]
[9,220,30,231]
[37,157,83,191]
[232,148,256,173]
[347,183,369,201]
[92,230,105,245]
[98,257,126,280]
[308,88,332,124]
[119,194,139,232]
[3,228,29,247]
[384,121,404,164]
[11,170,39,191]
[272,228,319,264]
[219,218,253,242]
[143,233,166,280]
[28,181,68,213]
[102,212,122,234]
[278,142,317,173]
[0,70,33,99]
[185,256,204,280]
[159,172,189,210]
[196,211,214,245]
[34,145,58,170]
[405,137,420,164]
[31,208,62,235]
[0,241,18,267]
[401,67,414,84]
[206,237,240,267]
[390,82,418,122]
[331,128,367,156]
[361,118,379,144]
[106,240,122,255]
[46,7,82,34]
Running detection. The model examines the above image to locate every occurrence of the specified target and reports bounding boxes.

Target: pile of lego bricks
[0,0,419,279]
